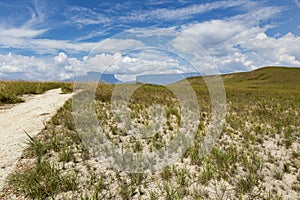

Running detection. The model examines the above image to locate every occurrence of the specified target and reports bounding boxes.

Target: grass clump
[8,159,77,199]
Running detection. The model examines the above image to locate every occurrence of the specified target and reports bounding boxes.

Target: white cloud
[0,35,86,54]
[230,6,283,26]
[80,50,186,78]
[171,5,300,73]
[0,0,80,55]
[127,27,177,37]
[65,6,110,27]
[0,0,48,39]
[65,0,251,26]
[122,0,249,22]
[0,0,114,55]
[30,39,94,54]
[49,49,192,82]
[75,30,109,42]
[2,25,300,81]
[242,32,300,66]
[0,27,47,38]
[81,53,121,75]
[0,52,81,80]
[92,38,145,53]
[54,52,68,63]
[0,50,188,81]
[0,28,147,54]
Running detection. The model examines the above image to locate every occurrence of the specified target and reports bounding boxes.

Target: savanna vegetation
[1,67,300,199]
[0,81,73,105]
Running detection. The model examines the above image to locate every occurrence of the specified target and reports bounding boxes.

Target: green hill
[222,66,300,85]
[187,66,300,93]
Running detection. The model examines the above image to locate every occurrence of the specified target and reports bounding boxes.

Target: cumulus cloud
[54,52,68,63]
[171,6,300,73]
[80,53,121,75]
[0,50,188,81]
[0,52,80,80]
[113,55,181,75]
[79,49,191,82]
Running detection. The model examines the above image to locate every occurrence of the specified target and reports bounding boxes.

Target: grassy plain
[1,67,300,199]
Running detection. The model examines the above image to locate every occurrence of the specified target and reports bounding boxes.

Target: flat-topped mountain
[71,72,121,84]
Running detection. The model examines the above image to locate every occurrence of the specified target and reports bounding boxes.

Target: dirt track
[0,89,73,189]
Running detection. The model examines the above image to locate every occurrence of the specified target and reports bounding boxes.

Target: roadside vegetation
[0,81,73,105]
[1,67,300,199]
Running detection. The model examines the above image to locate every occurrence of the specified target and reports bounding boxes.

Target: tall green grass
[0,81,73,105]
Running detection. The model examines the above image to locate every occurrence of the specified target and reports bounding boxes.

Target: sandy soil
[0,89,73,190]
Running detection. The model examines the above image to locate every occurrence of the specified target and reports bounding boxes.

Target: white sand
[0,88,73,189]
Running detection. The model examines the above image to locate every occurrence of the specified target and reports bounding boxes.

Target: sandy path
[0,88,74,189]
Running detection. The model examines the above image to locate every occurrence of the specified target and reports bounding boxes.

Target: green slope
[222,66,300,85]
[187,66,300,93]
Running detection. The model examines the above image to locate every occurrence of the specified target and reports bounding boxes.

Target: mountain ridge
[67,66,300,86]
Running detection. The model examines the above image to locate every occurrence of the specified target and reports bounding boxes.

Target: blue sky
[0,0,300,80]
